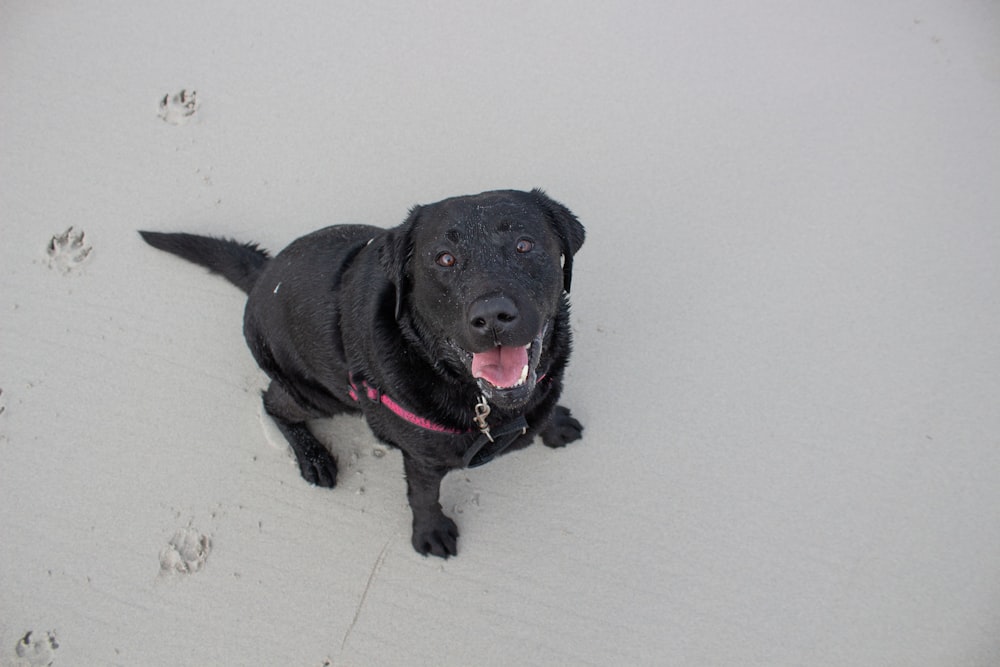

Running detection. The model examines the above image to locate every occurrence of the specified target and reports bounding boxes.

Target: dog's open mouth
[472,344,530,389]
[466,328,546,409]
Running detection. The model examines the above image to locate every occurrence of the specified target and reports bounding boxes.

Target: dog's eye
[515,239,534,254]
[436,252,457,267]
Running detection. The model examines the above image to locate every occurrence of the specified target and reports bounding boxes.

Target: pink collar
[348,375,469,434]
[349,373,543,468]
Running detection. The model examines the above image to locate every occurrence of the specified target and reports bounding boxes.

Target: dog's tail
[138,231,270,294]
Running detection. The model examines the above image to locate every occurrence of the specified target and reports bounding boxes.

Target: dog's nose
[469,295,519,339]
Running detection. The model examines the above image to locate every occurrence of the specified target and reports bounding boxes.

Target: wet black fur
[139,188,585,557]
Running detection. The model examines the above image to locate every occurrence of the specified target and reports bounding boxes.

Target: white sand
[3,2,1000,664]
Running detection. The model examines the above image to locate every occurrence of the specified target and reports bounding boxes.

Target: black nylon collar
[462,415,528,468]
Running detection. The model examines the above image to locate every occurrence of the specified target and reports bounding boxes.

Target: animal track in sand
[452,489,481,515]
[159,527,212,575]
[46,227,92,273]
[13,630,59,667]
[158,89,199,125]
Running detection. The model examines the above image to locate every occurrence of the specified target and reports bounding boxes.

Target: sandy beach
[2,2,1000,664]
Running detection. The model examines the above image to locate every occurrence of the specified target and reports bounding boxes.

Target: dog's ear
[378,205,419,320]
[531,188,585,293]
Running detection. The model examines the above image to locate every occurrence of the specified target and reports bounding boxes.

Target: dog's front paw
[412,513,459,558]
[541,405,583,448]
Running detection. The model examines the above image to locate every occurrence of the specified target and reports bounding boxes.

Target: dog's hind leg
[263,381,339,488]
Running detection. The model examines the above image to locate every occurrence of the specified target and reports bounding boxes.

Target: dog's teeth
[517,364,529,386]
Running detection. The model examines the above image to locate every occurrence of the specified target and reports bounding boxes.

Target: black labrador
[140,188,585,557]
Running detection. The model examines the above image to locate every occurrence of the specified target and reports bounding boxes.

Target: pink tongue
[471,345,529,388]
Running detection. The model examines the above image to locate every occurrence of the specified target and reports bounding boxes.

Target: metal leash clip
[473,395,494,442]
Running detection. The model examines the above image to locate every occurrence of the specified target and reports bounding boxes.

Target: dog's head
[379,189,585,410]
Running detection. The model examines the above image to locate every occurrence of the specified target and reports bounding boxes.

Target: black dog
[140,189,585,557]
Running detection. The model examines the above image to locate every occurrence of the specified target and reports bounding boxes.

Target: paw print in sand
[159,527,212,575]
[158,89,199,125]
[46,227,92,273]
[14,630,59,667]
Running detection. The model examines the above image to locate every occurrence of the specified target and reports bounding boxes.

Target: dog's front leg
[541,405,583,448]
[401,453,458,558]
